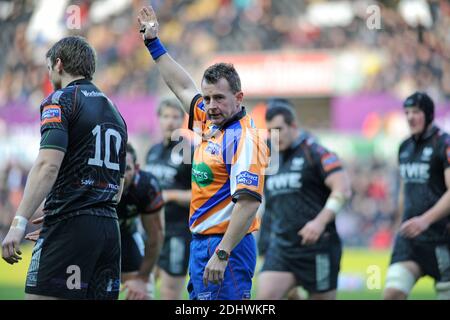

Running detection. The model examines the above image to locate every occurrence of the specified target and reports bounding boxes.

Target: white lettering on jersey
[399,162,430,183]
[266,173,302,192]
[145,164,177,185]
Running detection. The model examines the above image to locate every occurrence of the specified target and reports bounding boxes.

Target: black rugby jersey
[145,139,192,236]
[398,125,450,242]
[40,79,127,222]
[264,132,343,247]
[117,170,164,235]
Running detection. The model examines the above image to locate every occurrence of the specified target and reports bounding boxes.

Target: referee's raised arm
[138,5,199,112]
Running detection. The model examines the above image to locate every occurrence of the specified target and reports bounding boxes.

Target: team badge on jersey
[41,105,62,125]
[205,141,221,156]
[421,147,433,161]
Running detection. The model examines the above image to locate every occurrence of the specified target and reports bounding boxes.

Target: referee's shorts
[187,233,256,300]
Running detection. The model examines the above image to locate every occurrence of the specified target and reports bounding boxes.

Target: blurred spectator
[1,0,450,108]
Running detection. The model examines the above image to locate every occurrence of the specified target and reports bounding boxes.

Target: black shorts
[121,230,144,273]
[261,237,342,293]
[25,214,121,299]
[390,235,450,282]
[157,233,191,276]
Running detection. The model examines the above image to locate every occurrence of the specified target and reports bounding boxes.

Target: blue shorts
[187,233,256,300]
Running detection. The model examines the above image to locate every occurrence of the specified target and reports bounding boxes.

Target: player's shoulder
[138,170,161,189]
[147,142,164,158]
[435,127,450,146]
[40,87,75,109]
[302,132,330,156]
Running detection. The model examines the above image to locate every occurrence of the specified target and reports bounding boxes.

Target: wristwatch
[215,248,230,261]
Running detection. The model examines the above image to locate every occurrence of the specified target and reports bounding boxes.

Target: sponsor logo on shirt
[400,162,430,183]
[81,90,106,98]
[192,162,214,187]
[236,171,259,187]
[266,173,302,192]
[41,105,62,125]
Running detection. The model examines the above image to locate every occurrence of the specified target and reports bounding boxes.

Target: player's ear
[55,58,63,74]
[235,91,244,105]
[135,163,140,171]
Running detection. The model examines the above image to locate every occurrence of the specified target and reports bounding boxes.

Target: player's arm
[298,170,352,245]
[394,180,404,231]
[162,189,191,206]
[2,148,64,264]
[400,168,450,238]
[203,195,260,286]
[138,6,199,111]
[138,209,164,281]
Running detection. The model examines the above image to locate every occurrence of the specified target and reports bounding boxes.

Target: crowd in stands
[1,0,450,109]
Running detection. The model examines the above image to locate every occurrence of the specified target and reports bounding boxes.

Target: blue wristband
[144,37,167,60]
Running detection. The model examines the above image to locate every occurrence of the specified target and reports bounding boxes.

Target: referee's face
[201,78,243,126]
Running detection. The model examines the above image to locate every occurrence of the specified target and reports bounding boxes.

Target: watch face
[217,250,228,260]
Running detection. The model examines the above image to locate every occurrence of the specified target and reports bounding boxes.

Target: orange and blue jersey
[187,94,269,235]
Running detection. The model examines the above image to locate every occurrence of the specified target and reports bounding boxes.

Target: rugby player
[145,98,192,300]
[26,144,164,300]
[384,92,450,300]
[1,36,128,300]
[256,98,351,300]
[138,6,269,300]
[119,143,164,300]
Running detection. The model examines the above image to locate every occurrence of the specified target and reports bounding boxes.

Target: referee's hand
[138,6,159,40]
[203,254,227,286]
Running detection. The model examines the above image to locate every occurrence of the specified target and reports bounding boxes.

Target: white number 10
[87,125,121,171]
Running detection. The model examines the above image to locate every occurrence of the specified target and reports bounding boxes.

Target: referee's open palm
[138,6,159,40]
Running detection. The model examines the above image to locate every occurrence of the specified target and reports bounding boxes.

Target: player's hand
[2,227,25,264]
[138,6,159,40]
[31,216,44,225]
[400,216,429,238]
[24,216,44,242]
[25,229,41,242]
[203,253,228,286]
[298,219,326,245]
[122,277,150,300]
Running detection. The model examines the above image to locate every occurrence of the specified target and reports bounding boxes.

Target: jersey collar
[66,78,92,87]
[413,125,438,143]
[219,106,246,130]
[289,131,308,151]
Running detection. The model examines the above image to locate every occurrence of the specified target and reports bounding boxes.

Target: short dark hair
[46,36,96,80]
[265,98,296,125]
[157,98,185,118]
[126,143,137,163]
[202,63,241,93]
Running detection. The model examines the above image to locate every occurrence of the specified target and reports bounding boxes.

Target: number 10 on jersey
[88,125,122,171]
